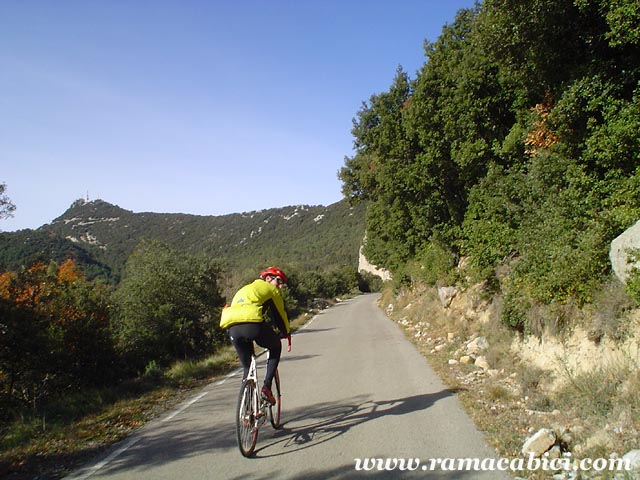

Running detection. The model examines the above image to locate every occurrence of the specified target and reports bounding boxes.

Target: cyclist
[220,266,291,405]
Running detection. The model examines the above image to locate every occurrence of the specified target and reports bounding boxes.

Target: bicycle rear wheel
[236,379,258,457]
[269,369,281,429]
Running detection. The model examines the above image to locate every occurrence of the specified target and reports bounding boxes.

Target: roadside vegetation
[1,308,336,479]
[0,245,380,478]
[382,271,640,479]
[340,0,640,333]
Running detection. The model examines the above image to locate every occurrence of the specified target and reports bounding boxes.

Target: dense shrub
[111,240,226,372]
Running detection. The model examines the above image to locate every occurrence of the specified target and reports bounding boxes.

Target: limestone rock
[610,219,640,283]
[460,355,472,365]
[623,449,640,471]
[474,356,490,370]
[522,428,556,457]
[438,286,457,308]
[466,336,489,354]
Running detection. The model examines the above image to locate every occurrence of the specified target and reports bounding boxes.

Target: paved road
[66,294,511,479]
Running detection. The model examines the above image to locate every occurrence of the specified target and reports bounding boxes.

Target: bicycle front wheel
[236,379,258,457]
[269,369,281,429]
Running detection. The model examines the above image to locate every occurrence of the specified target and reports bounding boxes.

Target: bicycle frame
[235,336,290,457]
[236,346,283,457]
[247,353,269,427]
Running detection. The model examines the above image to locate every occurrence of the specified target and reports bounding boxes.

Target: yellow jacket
[220,279,290,334]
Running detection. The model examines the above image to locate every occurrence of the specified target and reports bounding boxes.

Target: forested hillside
[340,0,640,333]
[0,198,366,283]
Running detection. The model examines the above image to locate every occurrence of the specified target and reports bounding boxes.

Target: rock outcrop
[610,220,640,283]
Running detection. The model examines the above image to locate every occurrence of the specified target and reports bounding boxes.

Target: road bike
[236,338,290,457]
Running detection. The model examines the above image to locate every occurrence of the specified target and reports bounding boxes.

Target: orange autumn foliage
[57,259,83,283]
[0,260,94,324]
[524,93,561,155]
[0,262,48,307]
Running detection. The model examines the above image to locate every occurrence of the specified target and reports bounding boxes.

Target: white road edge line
[161,390,209,422]
[300,314,318,330]
[65,390,211,479]
[64,436,141,480]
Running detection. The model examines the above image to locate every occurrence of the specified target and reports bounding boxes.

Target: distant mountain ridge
[0,198,367,282]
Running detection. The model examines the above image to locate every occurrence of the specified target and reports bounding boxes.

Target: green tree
[582,0,640,47]
[478,0,595,103]
[405,4,515,241]
[0,296,52,412]
[340,6,515,271]
[340,67,422,270]
[112,240,225,371]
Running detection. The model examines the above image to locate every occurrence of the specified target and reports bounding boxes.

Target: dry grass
[384,284,640,480]
[0,382,197,479]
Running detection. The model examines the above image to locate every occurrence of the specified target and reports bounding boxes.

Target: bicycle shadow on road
[254,388,460,458]
[292,327,336,335]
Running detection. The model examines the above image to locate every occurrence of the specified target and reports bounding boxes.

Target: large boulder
[610,220,640,283]
[437,286,457,308]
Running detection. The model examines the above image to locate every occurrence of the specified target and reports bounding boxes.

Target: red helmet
[260,266,288,284]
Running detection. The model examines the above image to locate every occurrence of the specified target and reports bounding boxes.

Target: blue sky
[1,0,476,232]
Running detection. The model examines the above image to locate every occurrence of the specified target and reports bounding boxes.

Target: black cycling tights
[228,322,282,389]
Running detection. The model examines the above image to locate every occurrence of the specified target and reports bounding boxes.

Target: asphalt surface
[65,294,512,480]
